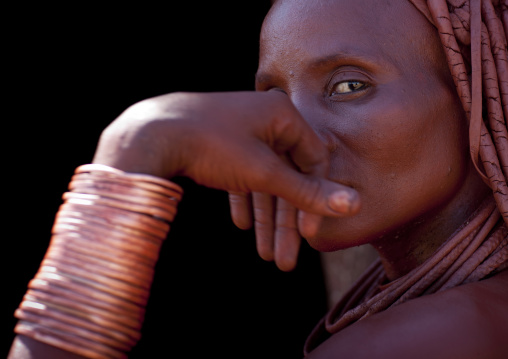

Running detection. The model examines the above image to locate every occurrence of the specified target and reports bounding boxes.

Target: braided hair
[410,0,508,222]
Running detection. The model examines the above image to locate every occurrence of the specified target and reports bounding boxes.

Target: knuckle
[250,157,283,190]
[295,178,324,211]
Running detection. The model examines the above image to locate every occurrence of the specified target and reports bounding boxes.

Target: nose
[289,94,338,154]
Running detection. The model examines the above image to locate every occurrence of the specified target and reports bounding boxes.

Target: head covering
[304,1,508,354]
[410,0,508,224]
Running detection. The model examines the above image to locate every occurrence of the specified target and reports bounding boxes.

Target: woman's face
[257,0,477,251]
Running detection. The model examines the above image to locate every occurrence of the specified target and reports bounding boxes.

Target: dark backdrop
[3,2,328,358]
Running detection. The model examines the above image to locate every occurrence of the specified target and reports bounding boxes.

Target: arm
[92,91,359,215]
[9,91,360,359]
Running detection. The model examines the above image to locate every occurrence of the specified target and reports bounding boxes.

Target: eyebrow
[256,50,394,86]
[307,51,391,72]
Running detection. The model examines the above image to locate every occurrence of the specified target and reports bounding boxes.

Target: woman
[8,0,508,358]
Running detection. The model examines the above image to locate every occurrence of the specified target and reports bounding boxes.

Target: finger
[287,130,329,177]
[228,192,253,230]
[252,157,361,218]
[298,211,323,241]
[253,96,361,216]
[297,190,359,239]
[274,198,301,272]
[253,192,276,262]
[267,93,330,177]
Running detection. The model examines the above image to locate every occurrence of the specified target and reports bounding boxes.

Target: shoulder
[307,270,508,359]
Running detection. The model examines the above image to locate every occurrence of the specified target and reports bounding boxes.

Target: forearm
[8,90,360,358]
[8,336,88,359]
[8,165,183,359]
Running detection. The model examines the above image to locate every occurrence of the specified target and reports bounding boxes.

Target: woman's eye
[331,80,366,95]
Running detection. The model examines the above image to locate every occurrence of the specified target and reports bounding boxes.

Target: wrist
[92,95,197,179]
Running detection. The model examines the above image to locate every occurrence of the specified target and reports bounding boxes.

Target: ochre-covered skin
[9,0,508,358]
[257,0,490,277]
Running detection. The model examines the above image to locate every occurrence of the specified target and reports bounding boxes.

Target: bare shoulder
[307,270,508,359]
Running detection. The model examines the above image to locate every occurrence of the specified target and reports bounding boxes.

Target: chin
[303,219,371,252]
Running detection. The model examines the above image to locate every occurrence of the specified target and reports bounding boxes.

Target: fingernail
[328,191,353,213]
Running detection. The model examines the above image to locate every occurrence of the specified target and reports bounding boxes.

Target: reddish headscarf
[304,0,508,354]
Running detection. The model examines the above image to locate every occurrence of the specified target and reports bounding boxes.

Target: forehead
[259,0,435,71]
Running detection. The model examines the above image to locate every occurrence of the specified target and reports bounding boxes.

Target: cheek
[309,85,468,250]
[355,82,468,195]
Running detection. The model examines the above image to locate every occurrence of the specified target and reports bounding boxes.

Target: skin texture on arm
[92,91,360,217]
[6,2,330,358]
[8,90,360,359]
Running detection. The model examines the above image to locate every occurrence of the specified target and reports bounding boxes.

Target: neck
[370,172,491,281]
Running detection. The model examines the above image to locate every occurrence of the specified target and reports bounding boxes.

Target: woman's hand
[93,91,360,269]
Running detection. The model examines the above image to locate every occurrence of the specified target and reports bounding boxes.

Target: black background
[3,2,328,358]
